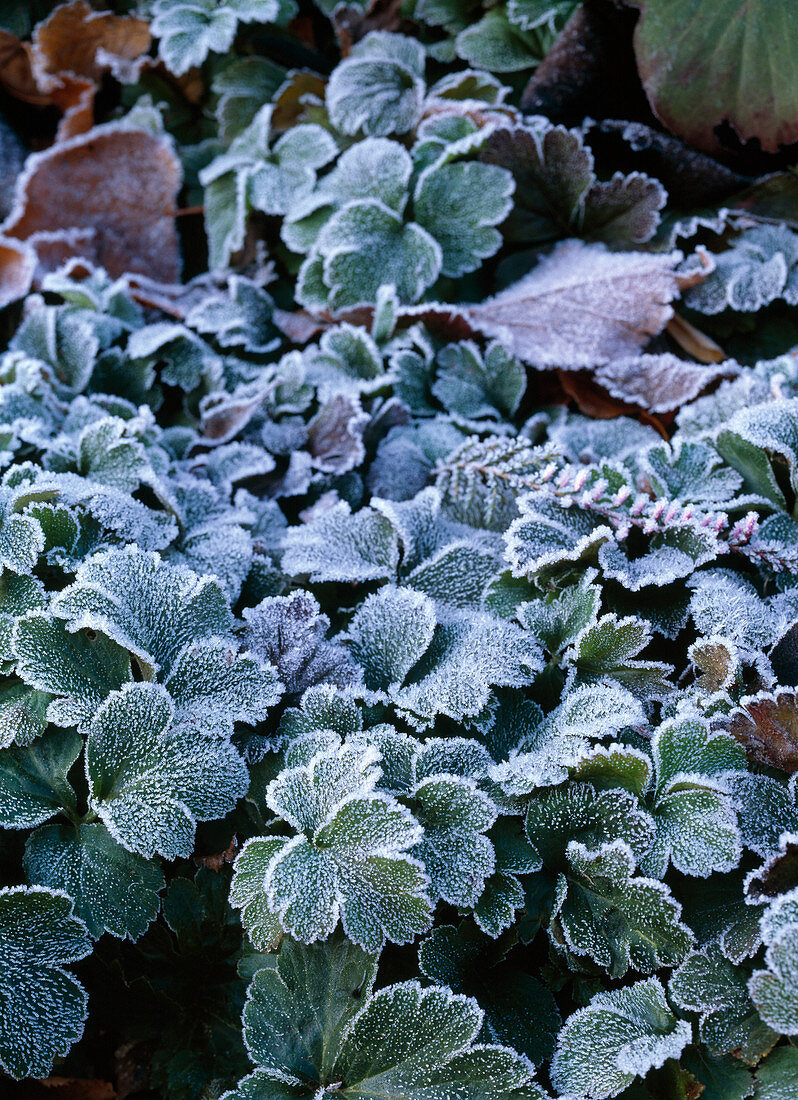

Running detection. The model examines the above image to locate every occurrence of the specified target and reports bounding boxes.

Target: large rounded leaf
[629,0,798,154]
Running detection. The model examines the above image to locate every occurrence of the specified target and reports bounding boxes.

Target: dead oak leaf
[2,123,182,283]
[403,239,688,370]
[593,352,738,414]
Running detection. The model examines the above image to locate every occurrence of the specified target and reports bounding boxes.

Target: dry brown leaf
[194,836,240,872]
[33,1,151,86]
[2,124,182,283]
[419,239,686,370]
[592,352,738,414]
[0,235,35,308]
[726,689,798,773]
[666,313,726,363]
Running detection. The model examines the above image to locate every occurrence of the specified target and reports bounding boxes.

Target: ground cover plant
[2,1,798,1097]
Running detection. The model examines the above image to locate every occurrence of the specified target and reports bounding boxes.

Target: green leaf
[749,887,798,1034]
[0,885,92,1080]
[232,742,431,951]
[152,0,286,77]
[630,0,798,155]
[24,822,164,941]
[755,1047,798,1099]
[13,611,132,728]
[282,501,399,584]
[0,681,50,748]
[670,945,778,1064]
[301,199,442,310]
[431,340,526,421]
[85,682,248,860]
[345,585,436,691]
[415,161,514,277]
[52,547,232,678]
[326,32,426,137]
[551,978,692,1099]
[0,727,81,829]
[566,612,674,700]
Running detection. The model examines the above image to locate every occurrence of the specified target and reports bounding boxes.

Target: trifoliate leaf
[24,822,164,941]
[641,716,744,879]
[13,610,132,728]
[566,612,674,700]
[670,945,778,1064]
[344,585,436,691]
[326,32,426,137]
[431,340,526,421]
[52,546,232,678]
[301,199,442,310]
[233,742,430,951]
[0,886,92,1080]
[227,976,545,1099]
[85,682,248,860]
[0,727,81,829]
[550,978,692,1099]
[414,160,514,278]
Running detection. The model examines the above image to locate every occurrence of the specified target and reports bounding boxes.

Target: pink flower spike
[630,494,648,517]
[540,463,557,482]
[572,467,589,492]
[612,486,631,507]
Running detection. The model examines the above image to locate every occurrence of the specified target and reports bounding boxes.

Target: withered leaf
[32,1,151,87]
[0,234,34,308]
[593,352,738,414]
[2,124,182,283]
[420,239,686,370]
[726,689,798,773]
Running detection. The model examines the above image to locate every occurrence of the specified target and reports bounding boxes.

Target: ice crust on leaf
[551,978,692,1099]
[85,682,249,859]
[0,885,92,1080]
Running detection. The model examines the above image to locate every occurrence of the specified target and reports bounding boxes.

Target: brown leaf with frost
[726,689,798,773]
[0,235,34,308]
[593,352,738,414]
[0,2,151,141]
[407,240,687,370]
[2,124,182,283]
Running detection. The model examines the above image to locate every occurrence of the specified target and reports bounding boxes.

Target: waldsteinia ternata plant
[2,5,798,1099]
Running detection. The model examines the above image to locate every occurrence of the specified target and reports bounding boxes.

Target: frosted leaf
[405,541,499,612]
[301,199,442,310]
[13,611,131,728]
[593,353,735,414]
[566,613,674,700]
[0,487,45,576]
[0,683,50,748]
[186,276,283,353]
[282,501,399,584]
[670,945,778,1064]
[85,682,249,860]
[641,716,744,879]
[525,782,655,870]
[685,226,798,315]
[557,839,693,975]
[431,340,526,421]
[505,494,613,577]
[716,399,798,507]
[164,636,282,736]
[599,526,721,591]
[569,743,653,798]
[551,978,692,1099]
[724,773,798,859]
[344,586,436,691]
[0,727,81,829]
[243,590,358,696]
[641,438,744,504]
[307,394,368,476]
[392,614,542,729]
[279,683,363,739]
[24,822,164,941]
[234,742,431,950]
[10,307,98,397]
[0,885,92,1080]
[152,0,285,77]
[755,1047,798,1100]
[414,161,514,277]
[126,321,220,392]
[725,690,798,773]
[226,976,545,1098]
[326,32,426,137]
[52,546,232,678]
[412,775,497,907]
[749,889,798,1035]
[689,571,784,650]
[459,239,684,370]
[517,573,601,657]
